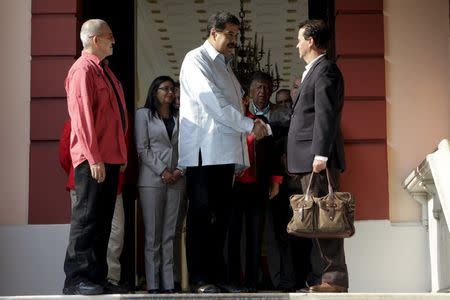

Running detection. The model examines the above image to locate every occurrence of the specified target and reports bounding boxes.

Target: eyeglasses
[158,87,176,93]
[216,29,239,39]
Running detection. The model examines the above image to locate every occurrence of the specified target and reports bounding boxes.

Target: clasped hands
[251,118,269,140]
[161,168,182,184]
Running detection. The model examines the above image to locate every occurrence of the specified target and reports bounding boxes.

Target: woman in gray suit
[135,76,185,294]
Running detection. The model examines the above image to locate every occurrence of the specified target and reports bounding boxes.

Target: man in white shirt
[178,11,267,293]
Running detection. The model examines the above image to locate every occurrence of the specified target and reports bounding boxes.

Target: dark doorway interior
[81,0,137,289]
[309,0,336,59]
[81,1,135,112]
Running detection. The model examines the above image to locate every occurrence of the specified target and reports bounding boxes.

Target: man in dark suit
[287,19,348,293]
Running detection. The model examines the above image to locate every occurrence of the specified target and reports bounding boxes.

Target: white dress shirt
[301,53,326,82]
[178,40,254,170]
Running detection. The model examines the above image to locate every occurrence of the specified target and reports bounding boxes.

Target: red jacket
[59,119,124,194]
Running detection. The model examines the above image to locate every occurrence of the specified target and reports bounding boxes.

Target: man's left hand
[91,162,106,183]
[312,159,326,173]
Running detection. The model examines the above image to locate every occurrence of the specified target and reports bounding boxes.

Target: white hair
[80,19,108,48]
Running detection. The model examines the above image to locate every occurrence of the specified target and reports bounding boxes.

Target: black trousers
[298,169,348,288]
[185,164,234,285]
[227,182,267,289]
[269,176,312,289]
[63,161,120,288]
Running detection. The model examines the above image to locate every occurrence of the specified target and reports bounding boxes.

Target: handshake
[251,118,271,140]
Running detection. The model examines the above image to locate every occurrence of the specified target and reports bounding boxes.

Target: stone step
[2,293,450,300]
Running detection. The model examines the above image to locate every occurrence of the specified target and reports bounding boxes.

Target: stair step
[3,292,450,300]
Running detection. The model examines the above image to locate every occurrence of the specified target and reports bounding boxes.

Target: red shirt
[65,51,128,168]
[59,118,125,194]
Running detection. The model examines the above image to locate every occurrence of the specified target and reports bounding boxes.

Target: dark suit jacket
[236,113,283,188]
[287,55,346,174]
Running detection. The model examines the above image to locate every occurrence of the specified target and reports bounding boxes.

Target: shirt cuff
[244,117,255,133]
[314,155,328,162]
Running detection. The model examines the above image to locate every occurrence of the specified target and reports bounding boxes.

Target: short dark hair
[207,12,240,35]
[144,75,176,118]
[298,19,330,50]
[250,71,273,87]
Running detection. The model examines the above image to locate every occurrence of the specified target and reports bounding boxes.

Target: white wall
[347,221,429,292]
[0,221,429,295]
[0,0,31,224]
[0,225,69,296]
[384,0,450,222]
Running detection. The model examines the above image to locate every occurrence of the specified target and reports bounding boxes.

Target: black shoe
[174,281,182,292]
[148,289,160,294]
[63,281,104,295]
[103,282,128,294]
[163,289,176,293]
[277,285,295,292]
[217,283,248,293]
[192,281,221,293]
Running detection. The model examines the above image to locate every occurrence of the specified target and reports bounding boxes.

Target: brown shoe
[308,282,347,293]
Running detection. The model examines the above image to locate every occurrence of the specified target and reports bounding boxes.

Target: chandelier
[232,0,281,94]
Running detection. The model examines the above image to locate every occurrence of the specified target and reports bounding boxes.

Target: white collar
[305,53,326,71]
[204,40,227,64]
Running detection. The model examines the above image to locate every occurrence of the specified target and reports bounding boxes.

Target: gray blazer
[135,108,184,188]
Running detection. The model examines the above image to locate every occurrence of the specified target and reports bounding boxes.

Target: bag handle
[305,172,314,198]
[325,168,334,195]
[305,168,335,197]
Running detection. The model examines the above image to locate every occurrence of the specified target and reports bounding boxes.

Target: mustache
[227,43,236,48]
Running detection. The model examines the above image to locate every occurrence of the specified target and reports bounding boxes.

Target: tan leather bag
[287,169,355,238]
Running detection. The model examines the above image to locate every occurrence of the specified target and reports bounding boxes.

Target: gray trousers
[106,193,125,284]
[139,186,184,290]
